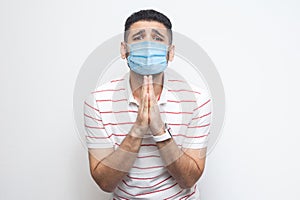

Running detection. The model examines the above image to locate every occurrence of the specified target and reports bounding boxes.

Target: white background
[1,0,299,199]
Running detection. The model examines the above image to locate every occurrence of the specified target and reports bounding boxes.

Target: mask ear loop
[124,42,130,58]
[166,44,174,62]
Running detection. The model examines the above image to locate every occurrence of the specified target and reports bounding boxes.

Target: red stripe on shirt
[100,110,138,114]
[85,136,107,139]
[160,111,193,115]
[113,194,129,200]
[136,182,178,196]
[172,133,208,138]
[127,172,166,180]
[122,176,172,189]
[191,112,212,120]
[86,133,127,139]
[167,79,186,82]
[168,89,201,95]
[96,98,128,102]
[167,100,196,103]
[91,88,125,94]
[99,110,190,114]
[84,113,102,122]
[115,142,156,147]
[188,123,210,129]
[117,182,178,197]
[110,78,125,83]
[84,101,99,112]
[168,123,189,127]
[84,124,105,129]
[193,99,211,111]
[164,189,184,200]
[103,122,135,126]
[141,144,157,147]
[179,185,197,200]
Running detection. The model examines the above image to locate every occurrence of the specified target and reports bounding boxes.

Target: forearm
[156,138,204,188]
[91,127,143,192]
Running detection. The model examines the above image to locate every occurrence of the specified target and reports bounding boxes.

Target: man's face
[126,21,170,45]
[121,21,174,62]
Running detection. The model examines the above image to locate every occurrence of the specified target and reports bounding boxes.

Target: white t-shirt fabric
[84,70,212,199]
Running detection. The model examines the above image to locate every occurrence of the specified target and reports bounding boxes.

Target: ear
[120,42,127,59]
[167,45,175,62]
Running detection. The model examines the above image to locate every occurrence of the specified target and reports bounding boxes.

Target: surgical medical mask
[127,41,168,75]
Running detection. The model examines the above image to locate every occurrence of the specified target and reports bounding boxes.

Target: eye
[153,35,163,41]
[133,35,143,41]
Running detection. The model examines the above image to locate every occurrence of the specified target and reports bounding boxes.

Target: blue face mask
[127,41,168,75]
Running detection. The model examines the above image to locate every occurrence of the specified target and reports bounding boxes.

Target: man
[84,9,212,199]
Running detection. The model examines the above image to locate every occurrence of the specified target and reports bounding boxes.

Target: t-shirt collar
[126,73,168,106]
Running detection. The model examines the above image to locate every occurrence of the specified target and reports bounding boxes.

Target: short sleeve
[182,90,212,149]
[83,93,114,149]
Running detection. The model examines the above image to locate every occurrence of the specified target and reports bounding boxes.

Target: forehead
[129,21,168,30]
[126,20,169,41]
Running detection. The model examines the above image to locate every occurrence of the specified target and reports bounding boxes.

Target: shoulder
[84,74,128,106]
[165,78,210,102]
[188,83,211,101]
[164,69,209,95]
[90,75,128,99]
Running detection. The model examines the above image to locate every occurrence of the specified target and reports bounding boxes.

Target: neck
[130,71,164,103]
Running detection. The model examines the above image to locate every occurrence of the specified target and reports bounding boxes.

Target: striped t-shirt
[84,70,212,199]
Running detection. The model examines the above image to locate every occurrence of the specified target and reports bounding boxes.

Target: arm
[87,77,149,192]
[148,75,211,188]
[88,128,143,192]
[156,138,207,189]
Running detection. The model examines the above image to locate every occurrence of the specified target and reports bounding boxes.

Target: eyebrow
[131,29,166,38]
[131,30,145,38]
[152,29,165,38]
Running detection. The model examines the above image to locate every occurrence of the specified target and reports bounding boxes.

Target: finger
[138,92,148,124]
[148,75,156,106]
[139,91,145,113]
[141,76,147,97]
[144,93,149,124]
[146,75,150,95]
[139,76,147,106]
[146,76,151,124]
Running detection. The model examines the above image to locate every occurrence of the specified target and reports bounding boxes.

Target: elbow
[178,180,197,189]
[98,182,115,193]
[91,172,115,193]
[178,171,203,189]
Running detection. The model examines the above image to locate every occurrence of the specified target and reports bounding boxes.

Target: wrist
[130,123,148,138]
[151,121,165,136]
[152,126,165,136]
[152,123,173,143]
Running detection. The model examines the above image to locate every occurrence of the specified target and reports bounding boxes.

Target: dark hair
[124,9,173,44]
